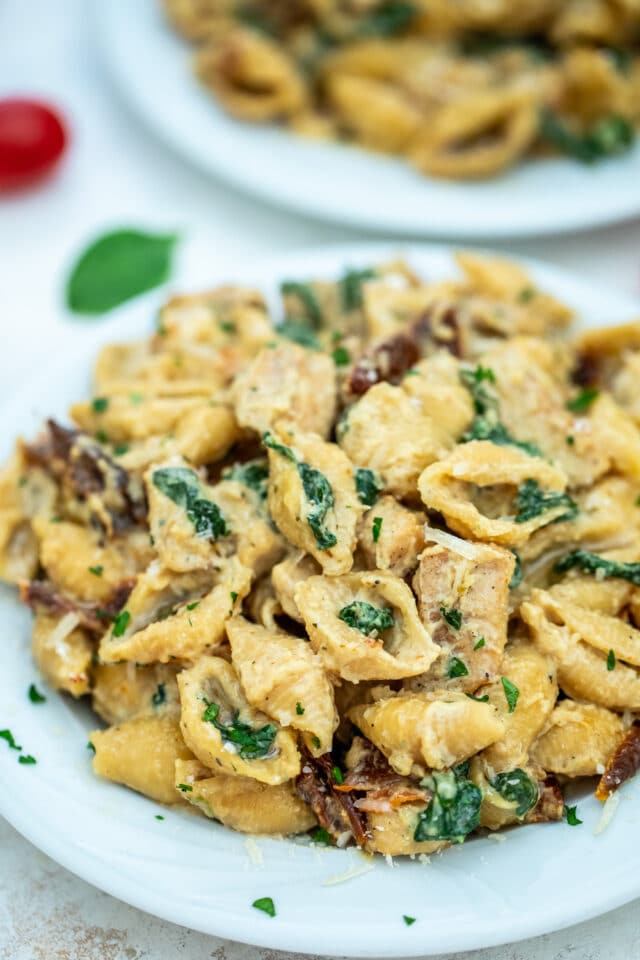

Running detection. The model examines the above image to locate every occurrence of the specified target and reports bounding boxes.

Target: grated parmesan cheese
[50,612,80,657]
[422,526,479,561]
[322,860,375,886]
[244,837,264,866]
[594,792,621,835]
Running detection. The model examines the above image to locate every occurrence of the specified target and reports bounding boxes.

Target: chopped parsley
[176,783,193,792]
[446,657,469,679]
[564,804,582,826]
[310,827,332,845]
[466,692,489,703]
[112,610,130,638]
[555,549,640,587]
[186,601,200,611]
[414,769,482,843]
[129,392,144,404]
[230,591,238,603]
[492,769,538,817]
[202,701,277,760]
[440,605,462,630]
[372,516,383,542]
[339,600,395,637]
[566,435,575,446]
[403,916,416,926]
[152,683,166,708]
[218,319,236,334]
[264,433,336,549]
[92,396,109,413]
[514,479,578,525]
[96,429,109,444]
[155,815,165,820]
[332,765,344,784]
[607,649,616,671]
[88,565,104,577]
[87,741,96,753]
[152,466,228,541]
[540,110,634,163]
[281,281,322,329]
[473,637,486,650]
[113,443,129,456]
[501,677,519,714]
[18,754,36,765]
[311,735,321,749]
[252,896,276,918]
[459,366,541,457]
[224,459,269,501]
[28,684,46,704]
[296,702,305,715]
[355,467,382,506]
[332,346,351,367]
[0,729,21,751]
[567,387,599,413]
[340,267,376,310]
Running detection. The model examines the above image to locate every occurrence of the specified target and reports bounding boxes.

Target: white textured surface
[2,2,640,958]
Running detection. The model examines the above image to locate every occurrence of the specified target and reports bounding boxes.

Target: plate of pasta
[2,239,640,957]
[97,0,640,237]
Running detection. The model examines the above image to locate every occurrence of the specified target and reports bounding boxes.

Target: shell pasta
[5,252,640,856]
[162,0,640,180]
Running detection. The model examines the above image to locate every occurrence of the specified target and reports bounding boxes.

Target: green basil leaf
[67,229,178,316]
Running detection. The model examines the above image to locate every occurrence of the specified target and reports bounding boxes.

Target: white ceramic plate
[2,240,640,958]
[95,0,640,239]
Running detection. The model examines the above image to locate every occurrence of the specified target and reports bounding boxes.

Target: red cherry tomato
[0,98,68,192]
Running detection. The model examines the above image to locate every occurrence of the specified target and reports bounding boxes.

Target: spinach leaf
[514,479,578,524]
[462,418,543,457]
[67,229,178,316]
[152,466,228,540]
[263,432,296,462]
[340,268,377,310]
[277,319,320,350]
[339,600,395,637]
[509,550,523,589]
[202,701,277,760]
[414,770,482,843]
[224,459,269,501]
[355,467,382,506]
[459,32,553,61]
[358,1,417,36]
[540,110,634,163]
[264,433,336,549]
[459,366,541,457]
[298,462,337,549]
[280,281,323,329]
[555,549,640,587]
[492,768,538,817]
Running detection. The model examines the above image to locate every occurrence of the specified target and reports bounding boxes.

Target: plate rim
[2,239,640,957]
[94,0,640,240]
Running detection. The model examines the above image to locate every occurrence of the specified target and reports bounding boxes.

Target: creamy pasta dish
[162,0,640,180]
[3,252,640,856]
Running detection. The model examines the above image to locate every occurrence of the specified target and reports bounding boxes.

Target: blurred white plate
[96,0,640,239]
[2,240,640,957]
